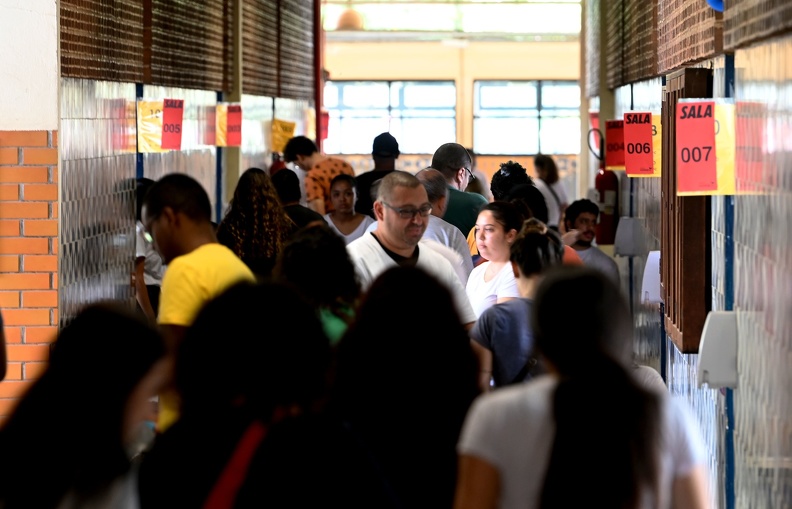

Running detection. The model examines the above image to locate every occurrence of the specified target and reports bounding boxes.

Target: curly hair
[217,168,296,277]
[489,160,531,200]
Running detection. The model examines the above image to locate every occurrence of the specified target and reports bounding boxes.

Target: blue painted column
[723,53,736,509]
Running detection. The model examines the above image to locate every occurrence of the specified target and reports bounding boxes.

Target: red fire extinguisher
[594,160,619,245]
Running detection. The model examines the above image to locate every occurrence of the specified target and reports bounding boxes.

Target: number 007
[680,146,712,163]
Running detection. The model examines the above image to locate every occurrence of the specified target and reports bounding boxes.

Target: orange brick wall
[0,131,58,419]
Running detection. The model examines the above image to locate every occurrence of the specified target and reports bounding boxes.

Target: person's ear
[373,201,386,222]
[436,195,447,216]
[162,206,177,226]
[455,168,466,187]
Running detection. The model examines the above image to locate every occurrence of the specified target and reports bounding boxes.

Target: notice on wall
[216,103,242,147]
[226,105,242,147]
[272,119,296,153]
[605,119,625,170]
[136,100,167,153]
[623,112,661,177]
[201,105,217,146]
[160,99,184,150]
[676,99,735,196]
[216,104,228,147]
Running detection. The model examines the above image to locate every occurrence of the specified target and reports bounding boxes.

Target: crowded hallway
[0,0,791,507]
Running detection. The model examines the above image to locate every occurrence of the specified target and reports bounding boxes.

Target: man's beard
[575,238,593,248]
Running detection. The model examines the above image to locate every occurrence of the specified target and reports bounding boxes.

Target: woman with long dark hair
[217,167,296,279]
[0,303,167,509]
[455,267,709,509]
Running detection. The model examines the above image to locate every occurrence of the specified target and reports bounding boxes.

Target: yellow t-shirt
[157,243,255,431]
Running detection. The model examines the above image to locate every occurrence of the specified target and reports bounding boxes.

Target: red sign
[226,105,242,147]
[161,99,184,150]
[605,120,625,168]
[676,101,717,193]
[623,112,654,176]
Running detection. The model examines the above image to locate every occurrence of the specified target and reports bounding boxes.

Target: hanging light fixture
[336,0,365,30]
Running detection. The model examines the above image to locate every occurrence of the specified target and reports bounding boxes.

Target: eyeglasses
[465,167,476,181]
[381,202,432,219]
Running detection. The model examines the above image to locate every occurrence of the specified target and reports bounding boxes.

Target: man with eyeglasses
[430,143,489,236]
[346,171,477,329]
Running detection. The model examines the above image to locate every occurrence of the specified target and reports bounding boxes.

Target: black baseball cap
[372,132,400,158]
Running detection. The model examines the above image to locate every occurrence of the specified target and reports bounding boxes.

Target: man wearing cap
[354,132,400,218]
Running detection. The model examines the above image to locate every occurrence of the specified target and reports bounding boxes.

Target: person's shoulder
[355,169,388,184]
[346,232,376,254]
[420,238,462,264]
[193,244,255,275]
[359,214,376,228]
[326,157,355,172]
[467,191,489,204]
[472,374,557,415]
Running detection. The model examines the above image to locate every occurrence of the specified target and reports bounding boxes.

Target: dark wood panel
[661,67,712,353]
[657,0,723,74]
[61,0,145,82]
[150,0,229,91]
[243,0,279,97]
[724,1,792,51]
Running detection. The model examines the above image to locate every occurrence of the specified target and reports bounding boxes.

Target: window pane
[474,117,539,155]
[347,4,458,31]
[476,81,537,111]
[324,83,340,108]
[391,118,456,154]
[460,4,581,34]
[540,116,581,154]
[402,82,456,108]
[340,82,390,108]
[392,109,455,119]
[324,115,391,154]
[541,82,581,108]
[323,2,580,34]
[323,80,456,155]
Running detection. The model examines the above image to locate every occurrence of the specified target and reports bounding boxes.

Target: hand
[562,229,580,246]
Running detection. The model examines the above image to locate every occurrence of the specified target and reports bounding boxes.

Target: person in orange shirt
[282,136,355,215]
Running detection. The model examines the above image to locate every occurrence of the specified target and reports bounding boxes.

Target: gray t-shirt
[576,246,620,284]
[470,298,536,387]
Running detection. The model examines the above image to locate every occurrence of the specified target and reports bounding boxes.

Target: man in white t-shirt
[346,171,477,328]
[563,198,620,284]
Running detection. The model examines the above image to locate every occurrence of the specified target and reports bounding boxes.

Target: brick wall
[0,131,58,420]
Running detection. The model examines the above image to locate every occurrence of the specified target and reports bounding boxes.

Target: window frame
[323,79,457,155]
[472,79,581,156]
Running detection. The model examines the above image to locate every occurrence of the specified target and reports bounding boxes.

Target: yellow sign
[714,103,736,195]
[272,119,297,153]
[136,100,167,153]
[216,104,229,147]
[651,114,662,177]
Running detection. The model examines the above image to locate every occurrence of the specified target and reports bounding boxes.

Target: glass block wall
[59,79,137,325]
[733,35,792,508]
